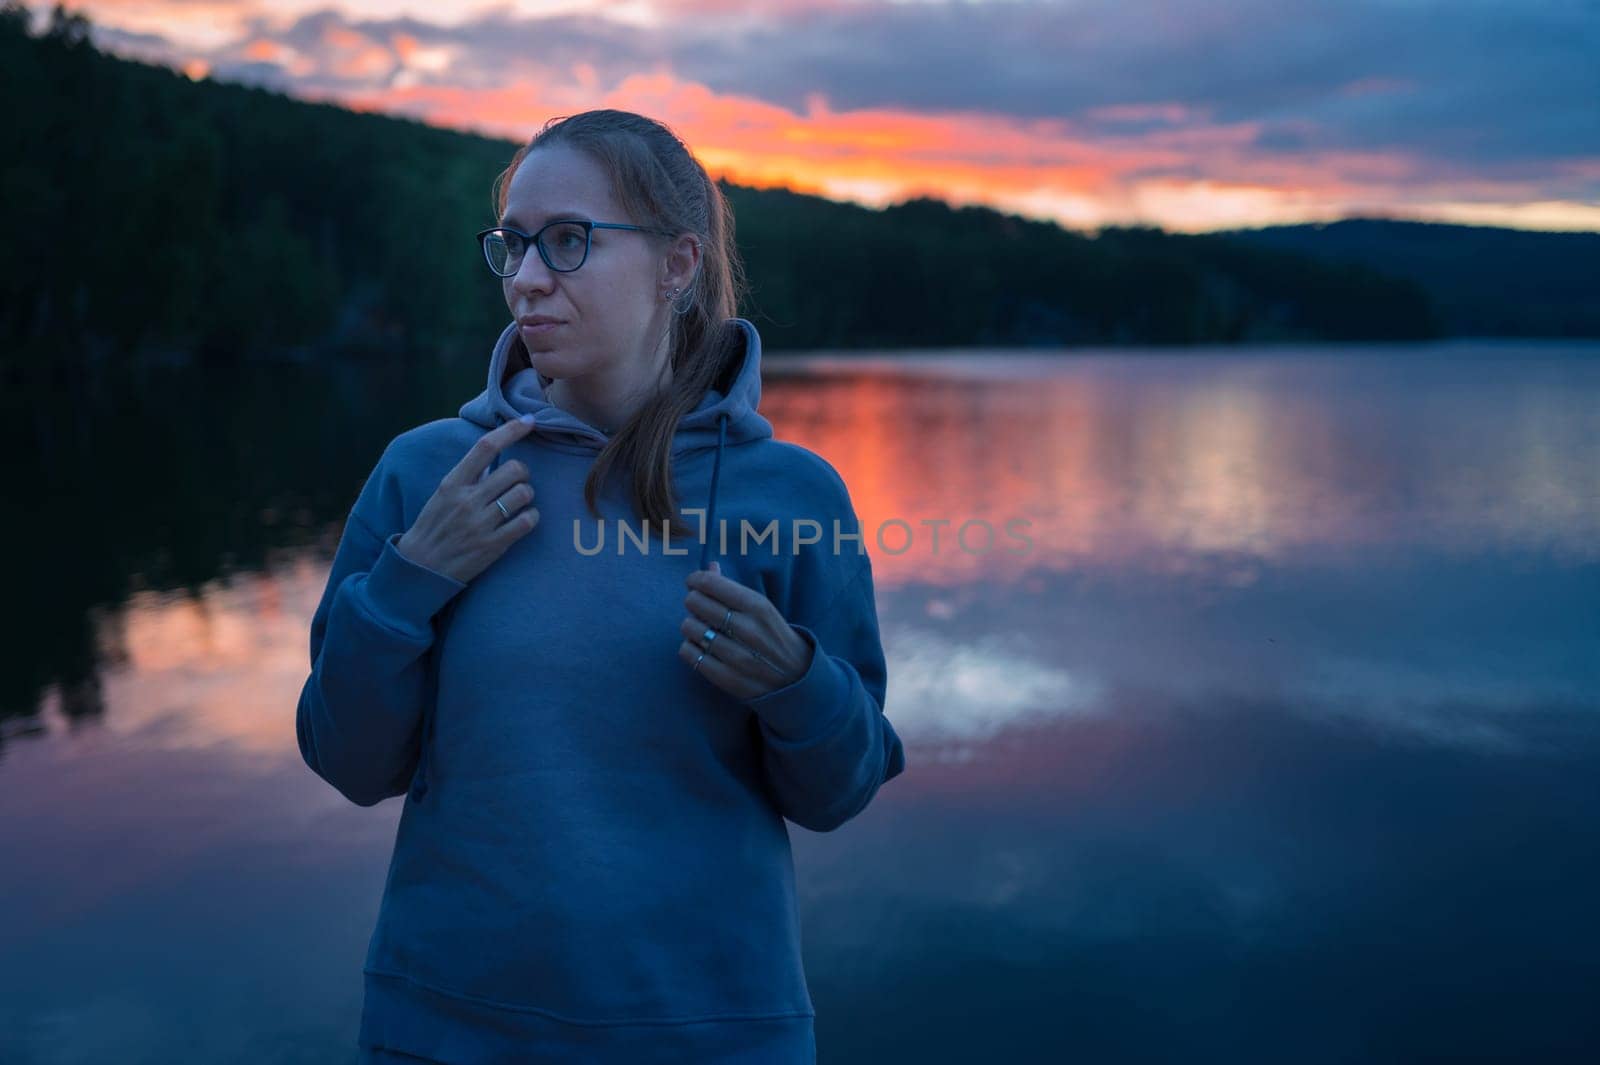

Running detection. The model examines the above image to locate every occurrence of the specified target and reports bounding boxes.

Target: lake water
[2,338,1597,1063]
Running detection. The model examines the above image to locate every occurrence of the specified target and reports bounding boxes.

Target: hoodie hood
[458,316,774,455]
[458,316,773,571]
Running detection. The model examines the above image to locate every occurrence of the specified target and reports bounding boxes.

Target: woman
[295,109,906,1064]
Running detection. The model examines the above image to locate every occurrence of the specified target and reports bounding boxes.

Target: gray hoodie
[296,316,906,1062]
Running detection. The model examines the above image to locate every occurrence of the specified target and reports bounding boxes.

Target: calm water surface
[2,338,1597,1063]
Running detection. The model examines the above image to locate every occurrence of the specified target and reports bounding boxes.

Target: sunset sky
[36,0,1600,234]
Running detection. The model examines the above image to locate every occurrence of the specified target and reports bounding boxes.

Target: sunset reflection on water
[3,341,1598,1064]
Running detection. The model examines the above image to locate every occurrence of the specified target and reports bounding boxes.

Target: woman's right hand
[396,415,541,584]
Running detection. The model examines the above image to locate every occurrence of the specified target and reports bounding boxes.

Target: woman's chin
[527,349,568,376]
[530,352,593,392]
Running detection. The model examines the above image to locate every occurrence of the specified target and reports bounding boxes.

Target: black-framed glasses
[475,219,675,277]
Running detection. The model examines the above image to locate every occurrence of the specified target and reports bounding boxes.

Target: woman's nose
[511,250,557,297]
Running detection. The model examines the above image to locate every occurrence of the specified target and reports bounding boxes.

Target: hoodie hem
[360,966,816,1064]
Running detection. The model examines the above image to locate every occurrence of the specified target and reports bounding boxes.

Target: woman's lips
[520,321,563,338]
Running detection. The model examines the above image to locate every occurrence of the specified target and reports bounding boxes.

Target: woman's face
[499,144,676,392]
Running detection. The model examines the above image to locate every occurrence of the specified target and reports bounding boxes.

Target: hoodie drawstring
[699,411,729,571]
[412,409,731,806]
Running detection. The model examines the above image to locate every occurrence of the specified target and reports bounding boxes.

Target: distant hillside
[723,189,1443,350]
[10,5,1586,375]
[1213,219,1600,338]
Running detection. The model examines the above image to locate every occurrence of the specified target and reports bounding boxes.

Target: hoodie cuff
[362,532,468,636]
[745,623,852,742]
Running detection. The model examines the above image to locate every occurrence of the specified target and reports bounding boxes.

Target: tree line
[2,2,1476,380]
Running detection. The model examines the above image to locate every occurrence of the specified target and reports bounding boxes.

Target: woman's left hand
[680,561,813,701]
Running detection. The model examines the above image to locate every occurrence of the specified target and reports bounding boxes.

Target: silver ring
[693,651,706,673]
[494,498,511,520]
[720,608,734,634]
[701,627,718,648]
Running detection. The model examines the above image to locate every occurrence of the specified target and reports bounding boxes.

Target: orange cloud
[321,23,368,50]
[242,38,281,62]
[329,71,1177,224]
[391,32,420,63]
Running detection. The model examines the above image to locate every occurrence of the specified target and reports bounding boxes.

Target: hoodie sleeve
[746,553,907,833]
[295,456,467,807]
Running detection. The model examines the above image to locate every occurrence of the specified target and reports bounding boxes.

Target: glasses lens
[484,230,522,276]
[540,222,589,271]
